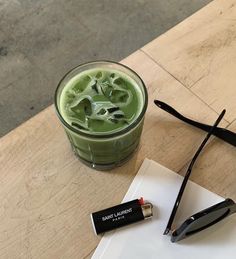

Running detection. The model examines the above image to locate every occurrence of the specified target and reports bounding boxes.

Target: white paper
[92,159,236,259]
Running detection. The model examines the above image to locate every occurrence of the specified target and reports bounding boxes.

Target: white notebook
[92,159,236,259]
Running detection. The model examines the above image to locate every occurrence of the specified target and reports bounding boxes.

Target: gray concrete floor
[0,0,212,137]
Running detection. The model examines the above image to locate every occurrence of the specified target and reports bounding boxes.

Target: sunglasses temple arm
[154,100,236,147]
[163,109,226,235]
[230,203,236,214]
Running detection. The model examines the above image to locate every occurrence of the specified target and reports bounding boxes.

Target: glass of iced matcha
[55,61,148,170]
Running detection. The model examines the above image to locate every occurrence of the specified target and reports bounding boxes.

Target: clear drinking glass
[54,61,148,170]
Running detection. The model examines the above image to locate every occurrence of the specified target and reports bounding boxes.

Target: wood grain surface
[143,0,236,122]
[0,0,236,258]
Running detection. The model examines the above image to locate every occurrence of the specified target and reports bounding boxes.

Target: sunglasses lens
[186,207,230,236]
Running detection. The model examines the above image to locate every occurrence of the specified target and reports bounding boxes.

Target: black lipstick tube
[91,198,153,235]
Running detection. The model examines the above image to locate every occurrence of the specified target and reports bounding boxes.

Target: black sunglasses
[154,100,236,243]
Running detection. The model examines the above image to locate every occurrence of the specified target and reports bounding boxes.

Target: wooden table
[1,0,236,258]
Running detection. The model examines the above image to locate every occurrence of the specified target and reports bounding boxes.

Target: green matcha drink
[55,61,148,170]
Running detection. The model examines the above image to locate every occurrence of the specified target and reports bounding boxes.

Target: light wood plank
[0,50,228,258]
[142,0,236,122]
